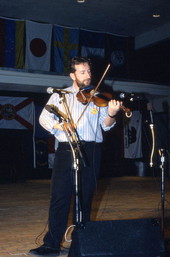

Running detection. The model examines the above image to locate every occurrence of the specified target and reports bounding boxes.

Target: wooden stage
[0,176,170,256]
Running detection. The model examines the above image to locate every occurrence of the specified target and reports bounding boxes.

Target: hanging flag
[124,111,142,159]
[79,29,106,81]
[25,20,52,71]
[0,97,34,130]
[35,138,48,168]
[105,34,133,78]
[0,17,24,68]
[53,25,79,73]
[47,136,55,168]
[80,29,105,59]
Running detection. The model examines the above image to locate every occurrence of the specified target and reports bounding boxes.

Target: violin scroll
[120,104,132,118]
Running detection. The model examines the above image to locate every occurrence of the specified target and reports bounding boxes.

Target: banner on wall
[25,20,52,71]
[105,34,133,78]
[0,17,24,68]
[0,97,34,130]
[124,111,142,159]
[0,15,134,82]
[80,29,105,58]
[53,25,79,73]
[79,29,106,80]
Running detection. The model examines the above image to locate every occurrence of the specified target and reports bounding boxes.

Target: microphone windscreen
[119,93,125,99]
[47,87,53,94]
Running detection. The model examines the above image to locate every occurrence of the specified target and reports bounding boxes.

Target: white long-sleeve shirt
[39,85,115,145]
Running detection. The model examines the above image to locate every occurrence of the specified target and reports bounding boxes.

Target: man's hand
[53,122,76,132]
[108,99,122,117]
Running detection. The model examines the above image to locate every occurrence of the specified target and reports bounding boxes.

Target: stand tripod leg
[74,166,83,226]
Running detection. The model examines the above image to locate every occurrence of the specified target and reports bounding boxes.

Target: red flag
[0,97,34,130]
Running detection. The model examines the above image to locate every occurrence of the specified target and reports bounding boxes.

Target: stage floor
[0,176,170,256]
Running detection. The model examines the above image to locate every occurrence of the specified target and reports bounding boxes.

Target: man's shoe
[29,245,60,256]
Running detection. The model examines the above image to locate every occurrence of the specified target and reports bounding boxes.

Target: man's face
[71,62,91,89]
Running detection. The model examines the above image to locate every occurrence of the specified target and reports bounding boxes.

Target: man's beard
[76,78,91,89]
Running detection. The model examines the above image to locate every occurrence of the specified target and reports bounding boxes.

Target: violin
[76,86,132,118]
[76,64,132,120]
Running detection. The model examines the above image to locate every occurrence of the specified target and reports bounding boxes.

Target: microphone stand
[46,92,86,227]
[146,104,170,252]
[159,149,166,238]
[148,105,155,168]
[147,106,166,236]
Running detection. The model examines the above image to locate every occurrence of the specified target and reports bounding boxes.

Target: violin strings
[76,63,111,126]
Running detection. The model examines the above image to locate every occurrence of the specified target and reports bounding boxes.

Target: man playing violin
[29,56,121,256]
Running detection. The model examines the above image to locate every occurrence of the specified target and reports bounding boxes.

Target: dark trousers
[43,142,102,249]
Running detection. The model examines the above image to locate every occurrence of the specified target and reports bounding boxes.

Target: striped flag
[124,111,143,159]
[25,20,52,71]
[79,29,106,81]
[53,25,79,73]
[0,97,34,130]
[0,17,24,68]
[80,29,105,58]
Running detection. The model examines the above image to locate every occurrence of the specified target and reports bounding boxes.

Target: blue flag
[53,26,79,73]
[79,29,106,82]
[80,29,105,59]
[0,17,24,68]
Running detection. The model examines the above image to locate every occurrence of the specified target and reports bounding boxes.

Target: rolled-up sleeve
[99,106,116,131]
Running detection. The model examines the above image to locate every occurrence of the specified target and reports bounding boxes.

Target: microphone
[147,102,154,124]
[118,92,142,101]
[45,105,66,123]
[47,87,72,94]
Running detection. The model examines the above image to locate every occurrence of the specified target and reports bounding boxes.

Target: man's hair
[69,56,91,73]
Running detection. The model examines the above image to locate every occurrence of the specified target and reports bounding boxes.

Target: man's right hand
[53,122,76,132]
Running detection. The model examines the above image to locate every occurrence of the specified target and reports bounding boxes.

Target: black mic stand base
[158,149,170,256]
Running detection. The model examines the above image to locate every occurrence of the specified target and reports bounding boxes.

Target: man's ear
[69,72,75,81]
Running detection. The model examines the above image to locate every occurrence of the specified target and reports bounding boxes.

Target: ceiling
[1,0,170,38]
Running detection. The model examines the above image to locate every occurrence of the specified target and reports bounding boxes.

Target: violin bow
[76,63,111,126]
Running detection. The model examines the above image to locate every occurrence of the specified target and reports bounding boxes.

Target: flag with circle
[105,34,134,78]
[0,96,34,130]
[25,20,52,71]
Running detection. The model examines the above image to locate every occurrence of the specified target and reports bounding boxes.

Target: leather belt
[58,141,99,150]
